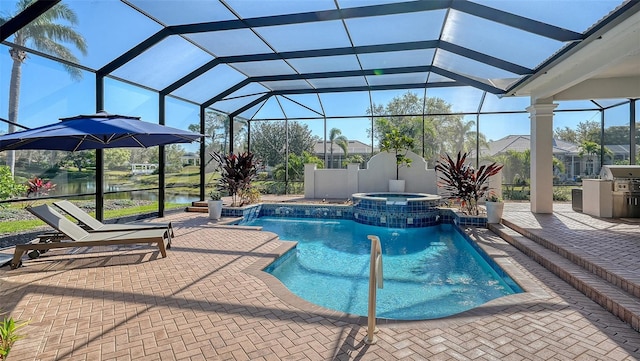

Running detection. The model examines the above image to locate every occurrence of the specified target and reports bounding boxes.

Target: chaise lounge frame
[10,204,171,269]
[52,199,174,237]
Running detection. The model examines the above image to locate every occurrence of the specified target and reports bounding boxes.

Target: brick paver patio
[1,202,639,360]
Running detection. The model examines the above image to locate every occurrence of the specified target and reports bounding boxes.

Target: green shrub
[553,188,571,201]
[261,181,285,195]
[0,314,28,360]
[0,167,26,202]
[504,189,530,201]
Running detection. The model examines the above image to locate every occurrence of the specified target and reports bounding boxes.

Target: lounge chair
[10,204,171,269]
[52,200,174,237]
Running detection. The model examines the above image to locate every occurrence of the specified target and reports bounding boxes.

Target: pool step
[489,222,640,332]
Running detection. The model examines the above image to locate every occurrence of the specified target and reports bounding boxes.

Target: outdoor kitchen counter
[583,179,613,218]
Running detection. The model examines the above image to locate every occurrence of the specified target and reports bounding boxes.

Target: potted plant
[434,151,503,216]
[484,192,504,224]
[210,151,258,207]
[207,190,223,220]
[380,127,415,192]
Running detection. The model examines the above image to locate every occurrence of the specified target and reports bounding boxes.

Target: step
[502,217,640,300]
[186,200,209,213]
[186,206,208,213]
[489,223,640,332]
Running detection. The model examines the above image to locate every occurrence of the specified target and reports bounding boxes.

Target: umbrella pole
[96,149,104,221]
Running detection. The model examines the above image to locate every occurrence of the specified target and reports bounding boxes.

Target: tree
[368,91,478,166]
[129,148,155,165]
[1,1,87,175]
[343,154,364,167]
[328,127,348,168]
[61,151,94,172]
[273,151,323,182]
[554,127,579,144]
[380,125,415,180]
[368,92,424,150]
[504,149,530,183]
[104,148,131,170]
[578,140,611,176]
[552,156,566,175]
[189,110,226,153]
[150,144,185,173]
[554,120,600,144]
[605,125,640,145]
[251,121,318,167]
[188,111,248,154]
[448,120,488,154]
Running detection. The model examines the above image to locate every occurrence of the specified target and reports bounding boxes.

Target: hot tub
[351,192,442,228]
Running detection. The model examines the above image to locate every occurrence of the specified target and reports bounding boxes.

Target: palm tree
[578,141,600,176]
[451,119,475,153]
[1,1,87,175]
[578,140,612,176]
[328,127,348,168]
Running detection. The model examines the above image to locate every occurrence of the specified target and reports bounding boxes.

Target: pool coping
[223,202,490,228]
[243,223,550,330]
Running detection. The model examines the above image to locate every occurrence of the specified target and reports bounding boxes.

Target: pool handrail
[365,235,383,345]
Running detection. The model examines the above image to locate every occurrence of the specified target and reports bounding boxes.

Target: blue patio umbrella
[0,111,203,152]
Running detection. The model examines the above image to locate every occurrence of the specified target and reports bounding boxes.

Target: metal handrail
[365,235,383,345]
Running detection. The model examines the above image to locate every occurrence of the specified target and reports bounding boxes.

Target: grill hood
[600,165,640,180]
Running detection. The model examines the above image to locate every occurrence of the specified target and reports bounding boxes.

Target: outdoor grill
[599,165,640,218]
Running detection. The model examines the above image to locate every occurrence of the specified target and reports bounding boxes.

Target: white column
[527,100,558,214]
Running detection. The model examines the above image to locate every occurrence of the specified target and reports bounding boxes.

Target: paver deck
[1,201,639,360]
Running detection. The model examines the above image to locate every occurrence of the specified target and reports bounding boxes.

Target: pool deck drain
[1,200,639,360]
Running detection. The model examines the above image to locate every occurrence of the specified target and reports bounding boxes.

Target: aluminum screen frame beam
[166,40,531,98]
[0,0,61,42]
[203,65,504,110]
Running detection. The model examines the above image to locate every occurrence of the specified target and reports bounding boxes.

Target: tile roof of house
[483,135,580,156]
[314,140,377,154]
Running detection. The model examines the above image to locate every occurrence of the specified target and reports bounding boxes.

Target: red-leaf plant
[25,176,56,198]
[210,151,258,207]
[434,151,503,216]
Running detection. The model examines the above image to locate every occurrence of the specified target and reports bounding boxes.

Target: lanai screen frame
[0,0,638,219]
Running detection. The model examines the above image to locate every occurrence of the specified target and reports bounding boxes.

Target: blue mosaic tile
[232,202,489,229]
[352,195,441,228]
[221,204,261,219]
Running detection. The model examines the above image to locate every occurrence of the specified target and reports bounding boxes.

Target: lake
[53,179,200,205]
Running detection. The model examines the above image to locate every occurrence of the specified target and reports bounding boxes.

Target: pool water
[246,217,521,320]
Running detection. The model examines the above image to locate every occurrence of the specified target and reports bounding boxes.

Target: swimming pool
[243,216,522,320]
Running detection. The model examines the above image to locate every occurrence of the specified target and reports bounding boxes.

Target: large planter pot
[389,179,405,192]
[485,201,504,224]
[208,200,223,220]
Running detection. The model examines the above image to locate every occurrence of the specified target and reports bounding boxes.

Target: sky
[0,0,635,149]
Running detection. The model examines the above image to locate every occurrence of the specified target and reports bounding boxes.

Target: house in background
[480,135,629,183]
[314,140,377,169]
[131,163,158,175]
[181,152,200,167]
[482,135,634,183]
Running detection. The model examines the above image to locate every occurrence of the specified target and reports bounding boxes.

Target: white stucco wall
[304,151,438,198]
[357,152,396,193]
[313,169,351,199]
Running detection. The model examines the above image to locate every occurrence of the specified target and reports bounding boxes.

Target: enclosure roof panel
[1,0,634,116]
